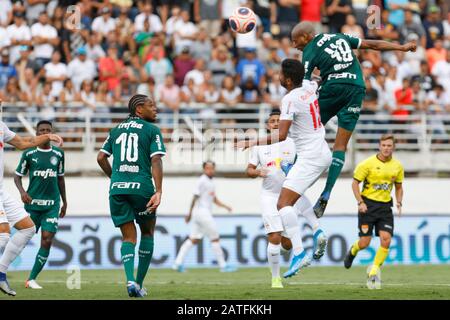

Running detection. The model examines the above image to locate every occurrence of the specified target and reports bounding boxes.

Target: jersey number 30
[116,133,139,162]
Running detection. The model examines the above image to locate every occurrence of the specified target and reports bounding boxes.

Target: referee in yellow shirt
[344,134,404,289]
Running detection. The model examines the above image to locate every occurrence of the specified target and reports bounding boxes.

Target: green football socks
[323,150,346,196]
[29,247,50,280]
[136,236,154,287]
[121,242,136,282]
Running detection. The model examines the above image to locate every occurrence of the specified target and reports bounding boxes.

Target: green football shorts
[28,207,60,233]
[318,83,366,132]
[109,194,156,227]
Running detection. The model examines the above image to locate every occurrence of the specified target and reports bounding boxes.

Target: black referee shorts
[358,197,394,237]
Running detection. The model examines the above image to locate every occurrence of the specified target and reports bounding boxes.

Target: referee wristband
[358,200,365,205]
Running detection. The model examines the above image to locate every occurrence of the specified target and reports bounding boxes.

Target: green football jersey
[15,146,64,211]
[100,116,166,197]
[302,33,365,88]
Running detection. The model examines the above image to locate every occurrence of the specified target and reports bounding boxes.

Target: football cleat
[283,250,311,278]
[220,265,237,273]
[138,286,148,297]
[126,281,141,297]
[271,277,283,288]
[172,264,185,273]
[25,279,43,289]
[312,229,327,260]
[344,248,356,269]
[366,265,382,289]
[313,192,330,218]
[0,273,16,296]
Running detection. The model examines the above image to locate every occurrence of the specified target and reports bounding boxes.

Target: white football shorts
[189,211,220,240]
[0,191,29,227]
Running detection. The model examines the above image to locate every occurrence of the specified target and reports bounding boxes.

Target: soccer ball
[228,7,257,34]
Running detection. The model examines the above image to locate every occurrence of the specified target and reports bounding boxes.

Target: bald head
[291,22,316,51]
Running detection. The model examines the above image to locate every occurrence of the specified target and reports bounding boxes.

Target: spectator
[134,1,163,33]
[385,0,410,27]
[432,50,450,94]
[135,18,155,61]
[276,37,298,60]
[19,68,38,104]
[25,0,51,25]
[220,75,242,105]
[92,7,117,42]
[184,59,206,86]
[172,9,198,54]
[410,80,426,112]
[369,9,399,41]
[31,11,59,68]
[0,24,10,52]
[362,78,379,116]
[257,32,273,64]
[165,5,183,40]
[241,77,260,103]
[60,9,89,63]
[194,0,222,38]
[67,46,97,91]
[156,74,181,131]
[372,74,396,114]
[300,0,325,34]
[126,53,147,85]
[264,47,282,77]
[59,78,80,105]
[203,81,220,104]
[173,46,196,87]
[341,14,364,39]
[145,46,173,86]
[425,84,450,137]
[118,73,135,103]
[85,33,106,63]
[426,38,446,72]
[136,76,156,98]
[181,78,203,103]
[99,45,125,97]
[394,78,414,115]
[35,81,56,121]
[444,12,450,47]
[0,49,17,90]
[236,48,266,86]
[0,77,28,103]
[116,6,136,53]
[325,0,352,33]
[0,0,12,27]
[403,33,426,76]
[15,45,40,83]
[44,51,68,99]
[397,9,426,48]
[209,45,235,88]
[79,79,96,118]
[264,72,286,107]
[192,28,213,62]
[272,0,301,38]
[422,5,445,49]
[7,12,32,65]
[411,60,436,93]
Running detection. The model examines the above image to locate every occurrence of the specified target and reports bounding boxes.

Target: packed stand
[0,0,448,138]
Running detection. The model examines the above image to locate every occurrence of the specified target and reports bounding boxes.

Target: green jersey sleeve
[58,150,65,176]
[15,151,29,176]
[342,33,362,49]
[302,50,316,81]
[150,126,166,158]
[100,133,113,156]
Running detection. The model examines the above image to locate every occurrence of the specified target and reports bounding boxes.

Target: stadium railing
[3,102,450,173]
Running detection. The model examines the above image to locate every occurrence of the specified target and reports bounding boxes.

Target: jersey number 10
[116,133,139,162]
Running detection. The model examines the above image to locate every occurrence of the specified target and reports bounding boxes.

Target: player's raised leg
[0,216,36,296]
[295,195,327,260]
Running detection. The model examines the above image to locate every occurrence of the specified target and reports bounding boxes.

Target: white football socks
[295,195,320,234]
[267,242,281,278]
[0,226,35,274]
[279,206,304,256]
[0,233,10,252]
[174,238,194,266]
[211,241,226,268]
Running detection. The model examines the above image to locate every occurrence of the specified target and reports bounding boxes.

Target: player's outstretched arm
[360,39,417,52]
[246,164,268,178]
[186,195,199,223]
[236,120,291,150]
[97,151,112,178]
[8,134,63,150]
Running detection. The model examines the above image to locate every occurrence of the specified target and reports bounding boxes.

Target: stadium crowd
[0,0,449,128]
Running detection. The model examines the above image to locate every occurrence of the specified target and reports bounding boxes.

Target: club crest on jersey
[361,224,369,234]
[50,156,58,166]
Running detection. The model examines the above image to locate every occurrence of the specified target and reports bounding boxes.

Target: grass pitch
[2,265,450,300]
